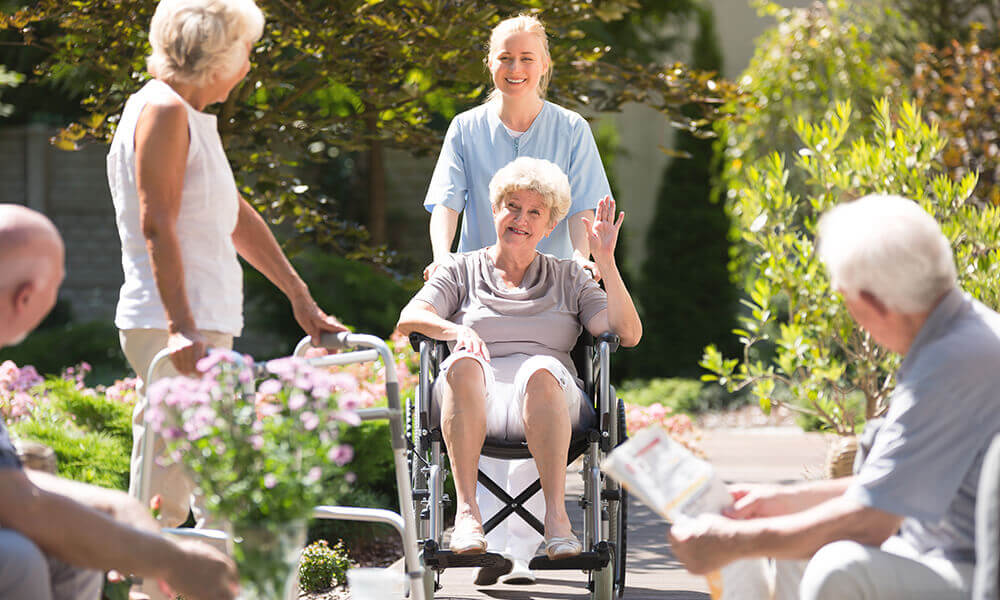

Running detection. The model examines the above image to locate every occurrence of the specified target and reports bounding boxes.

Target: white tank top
[107,79,243,335]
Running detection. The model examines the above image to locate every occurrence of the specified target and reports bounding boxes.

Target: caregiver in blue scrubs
[422,13,612,281]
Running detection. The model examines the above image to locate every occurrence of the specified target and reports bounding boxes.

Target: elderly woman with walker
[421,13,616,585]
[106,0,346,582]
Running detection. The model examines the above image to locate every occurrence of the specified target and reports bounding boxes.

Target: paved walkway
[429,427,830,599]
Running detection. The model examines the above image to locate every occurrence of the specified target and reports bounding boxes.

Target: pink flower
[345,471,357,483]
[258,379,282,396]
[264,474,278,489]
[306,467,322,483]
[301,411,319,431]
[288,391,308,411]
[327,444,354,466]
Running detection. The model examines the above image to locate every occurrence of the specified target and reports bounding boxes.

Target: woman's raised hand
[583,196,624,266]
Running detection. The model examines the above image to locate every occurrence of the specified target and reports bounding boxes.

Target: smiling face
[489,31,549,100]
[492,189,555,251]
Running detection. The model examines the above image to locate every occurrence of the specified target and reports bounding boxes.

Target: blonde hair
[489,157,571,227]
[485,14,552,102]
[147,0,264,87]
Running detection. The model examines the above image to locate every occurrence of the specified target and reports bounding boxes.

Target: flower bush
[147,349,367,596]
[298,539,351,592]
[0,360,43,422]
[623,402,700,456]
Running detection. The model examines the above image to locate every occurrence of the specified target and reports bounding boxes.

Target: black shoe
[473,556,513,586]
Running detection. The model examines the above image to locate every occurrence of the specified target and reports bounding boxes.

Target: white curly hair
[147,0,264,87]
[488,157,571,227]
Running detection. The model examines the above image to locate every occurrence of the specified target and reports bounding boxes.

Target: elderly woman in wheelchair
[397,156,641,561]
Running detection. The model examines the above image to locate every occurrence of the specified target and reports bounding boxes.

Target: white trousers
[772,536,974,600]
[478,456,544,561]
[121,328,233,528]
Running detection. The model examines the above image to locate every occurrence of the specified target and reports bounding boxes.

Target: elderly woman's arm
[583,196,642,347]
[397,299,490,360]
[136,99,206,375]
[231,197,347,341]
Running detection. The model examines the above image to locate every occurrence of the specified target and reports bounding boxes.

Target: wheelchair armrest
[409,332,441,353]
[597,332,620,353]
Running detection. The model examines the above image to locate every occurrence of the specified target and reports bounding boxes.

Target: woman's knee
[524,369,563,399]
[444,357,487,393]
[800,541,873,600]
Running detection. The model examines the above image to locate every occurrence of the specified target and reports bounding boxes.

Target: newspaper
[601,426,772,600]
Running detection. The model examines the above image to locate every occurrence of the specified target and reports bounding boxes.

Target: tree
[634,4,737,379]
[3,0,739,261]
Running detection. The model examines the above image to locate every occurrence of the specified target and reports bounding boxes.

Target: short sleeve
[845,374,994,522]
[573,264,608,327]
[411,255,466,319]
[0,420,22,470]
[566,116,611,216]
[424,118,469,213]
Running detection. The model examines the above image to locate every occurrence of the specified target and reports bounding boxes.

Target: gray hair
[817,194,957,313]
[489,157,572,227]
[147,0,264,87]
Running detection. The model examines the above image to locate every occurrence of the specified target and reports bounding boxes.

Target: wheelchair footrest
[423,550,510,570]
[529,551,610,571]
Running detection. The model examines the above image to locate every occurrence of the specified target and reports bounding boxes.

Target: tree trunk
[366,115,386,245]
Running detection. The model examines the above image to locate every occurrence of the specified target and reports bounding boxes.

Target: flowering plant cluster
[147,349,362,528]
[0,360,139,425]
[0,360,43,422]
[624,401,701,455]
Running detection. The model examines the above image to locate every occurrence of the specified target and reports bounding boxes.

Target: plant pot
[825,435,858,479]
[232,519,307,599]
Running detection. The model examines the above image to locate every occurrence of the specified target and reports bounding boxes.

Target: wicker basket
[825,435,858,479]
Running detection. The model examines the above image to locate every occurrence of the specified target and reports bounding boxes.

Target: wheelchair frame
[133,332,429,600]
[407,331,628,600]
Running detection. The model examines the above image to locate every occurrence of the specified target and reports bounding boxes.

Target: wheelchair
[407,330,628,599]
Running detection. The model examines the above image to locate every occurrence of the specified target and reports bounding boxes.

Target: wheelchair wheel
[592,398,628,600]
[406,398,430,541]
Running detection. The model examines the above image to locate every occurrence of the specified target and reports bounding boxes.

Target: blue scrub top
[424,100,611,259]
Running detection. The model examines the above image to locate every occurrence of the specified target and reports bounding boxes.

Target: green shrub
[298,539,351,592]
[702,98,999,434]
[9,378,133,490]
[618,377,741,414]
[0,320,128,383]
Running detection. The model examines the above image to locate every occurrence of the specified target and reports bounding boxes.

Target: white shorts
[431,351,585,440]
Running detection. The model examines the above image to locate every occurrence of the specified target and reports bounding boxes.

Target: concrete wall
[0,125,121,323]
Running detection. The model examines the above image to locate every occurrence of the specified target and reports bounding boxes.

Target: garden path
[423,427,830,599]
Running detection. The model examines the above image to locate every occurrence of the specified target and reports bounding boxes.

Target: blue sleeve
[566,116,611,216]
[845,374,994,522]
[0,420,22,470]
[424,117,469,214]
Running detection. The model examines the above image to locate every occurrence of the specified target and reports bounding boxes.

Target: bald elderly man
[0,204,239,600]
[668,195,1000,599]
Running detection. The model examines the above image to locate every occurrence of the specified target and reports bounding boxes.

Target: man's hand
[161,539,239,600]
[667,514,740,575]
[166,328,207,376]
[290,294,348,346]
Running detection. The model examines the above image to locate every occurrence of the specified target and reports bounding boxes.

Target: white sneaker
[499,558,536,585]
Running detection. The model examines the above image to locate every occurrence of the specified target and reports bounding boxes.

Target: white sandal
[544,534,582,560]
[450,519,487,554]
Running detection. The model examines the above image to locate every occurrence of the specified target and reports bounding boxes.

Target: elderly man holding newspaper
[667,194,1000,600]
